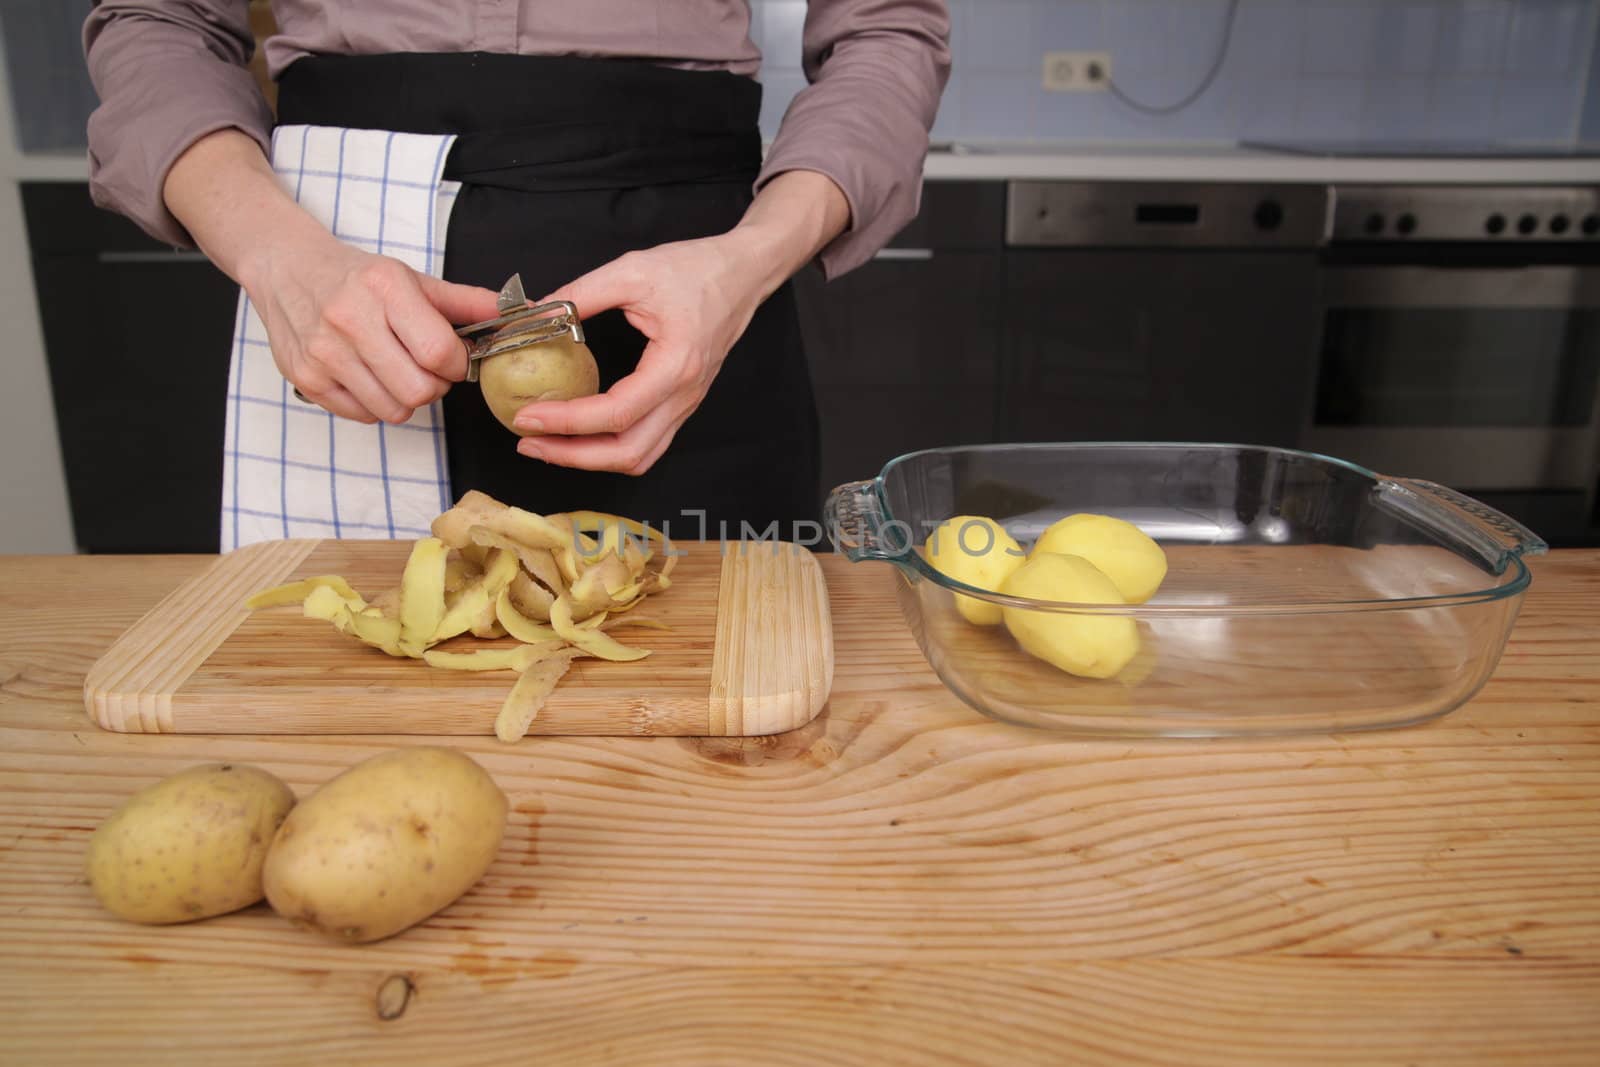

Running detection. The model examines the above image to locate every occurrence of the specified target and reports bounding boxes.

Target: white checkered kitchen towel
[220,125,462,551]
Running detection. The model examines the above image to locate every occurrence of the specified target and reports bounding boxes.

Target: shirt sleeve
[83,0,275,247]
[755,0,952,280]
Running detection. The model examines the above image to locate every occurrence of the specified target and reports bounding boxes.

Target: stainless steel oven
[1302,185,1600,544]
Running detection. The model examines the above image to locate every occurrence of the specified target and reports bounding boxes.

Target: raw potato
[85,763,295,925]
[263,747,507,944]
[477,337,600,436]
[1000,552,1140,679]
[1032,513,1168,604]
[924,515,1026,626]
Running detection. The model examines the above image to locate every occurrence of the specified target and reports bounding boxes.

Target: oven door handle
[1320,265,1596,309]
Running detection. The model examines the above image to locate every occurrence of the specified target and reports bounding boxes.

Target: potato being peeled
[85,763,296,925]
[478,338,600,436]
[263,747,507,944]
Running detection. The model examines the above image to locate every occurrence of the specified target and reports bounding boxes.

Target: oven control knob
[1584,214,1600,237]
[1395,213,1417,235]
[1253,198,1284,231]
[1517,214,1539,235]
[1485,213,1506,235]
[1363,212,1385,235]
[1549,214,1571,235]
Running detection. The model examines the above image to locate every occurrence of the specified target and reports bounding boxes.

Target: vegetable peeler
[292,273,584,401]
[455,273,585,384]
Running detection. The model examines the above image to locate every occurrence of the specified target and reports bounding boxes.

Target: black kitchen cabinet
[23,183,236,553]
[999,250,1320,446]
[794,181,1006,493]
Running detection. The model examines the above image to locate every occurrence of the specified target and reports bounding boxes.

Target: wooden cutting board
[83,539,833,737]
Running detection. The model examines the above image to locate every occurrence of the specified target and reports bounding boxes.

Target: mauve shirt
[82,0,952,277]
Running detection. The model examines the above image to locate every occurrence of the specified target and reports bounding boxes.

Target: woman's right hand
[163,129,501,425]
[241,234,500,424]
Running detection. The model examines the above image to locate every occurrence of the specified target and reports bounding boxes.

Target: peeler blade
[497,273,529,315]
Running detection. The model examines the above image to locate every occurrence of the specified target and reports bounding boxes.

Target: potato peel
[431,490,508,548]
[249,493,672,741]
[245,575,364,610]
[601,615,670,632]
[444,553,481,594]
[495,648,584,743]
[550,595,650,662]
[469,526,565,599]
[568,559,625,619]
[494,587,561,644]
[303,586,403,655]
[510,571,555,621]
[397,537,449,656]
[423,645,562,672]
[564,510,665,546]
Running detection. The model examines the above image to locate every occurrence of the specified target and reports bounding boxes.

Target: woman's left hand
[511,233,769,475]
[512,169,850,475]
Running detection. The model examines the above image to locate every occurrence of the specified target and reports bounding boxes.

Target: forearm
[84,0,274,246]
[722,169,851,299]
[161,129,334,290]
[754,0,951,279]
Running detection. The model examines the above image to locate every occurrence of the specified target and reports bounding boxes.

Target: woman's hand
[243,235,500,424]
[512,234,768,473]
[514,169,851,474]
[163,129,501,424]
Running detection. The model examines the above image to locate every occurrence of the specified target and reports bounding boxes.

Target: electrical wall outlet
[1042,51,1111,92]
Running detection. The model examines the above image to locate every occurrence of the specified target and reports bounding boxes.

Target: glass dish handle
[825,479,912,564]
[1376,477,1549,572]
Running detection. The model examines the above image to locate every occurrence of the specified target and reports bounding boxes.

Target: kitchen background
[1,0,1598,553]
[757,0,1600,146]
[6,1,1600,150]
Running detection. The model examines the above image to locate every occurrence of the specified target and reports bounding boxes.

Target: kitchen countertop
[17,142,1600,186]
[2,550,1599,1065]
[922,141,1600,184]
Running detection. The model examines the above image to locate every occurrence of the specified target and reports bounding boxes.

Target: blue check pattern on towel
[220,125,462,551]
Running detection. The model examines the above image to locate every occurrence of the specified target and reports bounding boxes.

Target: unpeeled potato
[262,747,507,943]
[85,763,296,925]
[478,338,600,435]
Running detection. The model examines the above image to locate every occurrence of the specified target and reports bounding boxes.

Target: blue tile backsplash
[751,0,1600,146]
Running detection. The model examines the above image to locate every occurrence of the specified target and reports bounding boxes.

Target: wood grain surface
[3,551,1599,1066]
[83,539,833,737]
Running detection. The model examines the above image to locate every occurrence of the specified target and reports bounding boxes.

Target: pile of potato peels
[245,491,676,742]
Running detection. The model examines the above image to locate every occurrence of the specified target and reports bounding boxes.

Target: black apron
[277,53,820,536]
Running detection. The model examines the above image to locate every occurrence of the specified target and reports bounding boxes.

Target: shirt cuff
[754,57,944,280]
[756,139,922,282]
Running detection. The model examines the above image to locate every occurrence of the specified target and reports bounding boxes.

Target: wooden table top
[2,550,1597,1066]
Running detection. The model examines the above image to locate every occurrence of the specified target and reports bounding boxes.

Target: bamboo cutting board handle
[83,539,834,737]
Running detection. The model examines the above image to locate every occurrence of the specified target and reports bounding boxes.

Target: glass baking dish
[823,443,1547,736]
